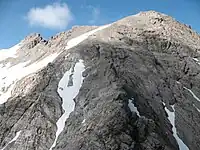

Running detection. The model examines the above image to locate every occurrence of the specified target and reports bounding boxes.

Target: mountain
[0,11,200,150]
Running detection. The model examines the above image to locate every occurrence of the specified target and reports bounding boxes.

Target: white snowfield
[128,98,140,117]
[0,44,21,61]
[0,53,60,104]
[65,24,111,50]
[49,24,111,149]
[1,130,21,150]
[163,103,189,150]
[50,60,85,150]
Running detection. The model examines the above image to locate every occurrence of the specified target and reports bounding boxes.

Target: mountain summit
[0,11,200,150]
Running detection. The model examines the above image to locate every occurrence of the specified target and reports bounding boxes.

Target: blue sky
[0,0,200,48]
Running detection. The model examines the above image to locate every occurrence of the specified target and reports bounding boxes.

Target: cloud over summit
[26,3,73,30]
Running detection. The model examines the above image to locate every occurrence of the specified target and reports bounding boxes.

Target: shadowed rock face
[0,11,200,150]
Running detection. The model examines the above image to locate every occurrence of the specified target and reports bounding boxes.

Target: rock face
[0,11,200,150]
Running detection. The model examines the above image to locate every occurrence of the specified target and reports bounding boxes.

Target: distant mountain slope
[0,11,200,150]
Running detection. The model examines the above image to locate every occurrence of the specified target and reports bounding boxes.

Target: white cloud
[26,3,73,30]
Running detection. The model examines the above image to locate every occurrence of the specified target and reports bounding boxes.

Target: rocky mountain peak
[137,10,168,17]
[24,32,41,40]
[0,11,200,150]
[112,11,200,52]
[22,33,45,49]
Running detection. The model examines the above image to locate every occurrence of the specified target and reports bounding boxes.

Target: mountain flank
[0,11,200,150]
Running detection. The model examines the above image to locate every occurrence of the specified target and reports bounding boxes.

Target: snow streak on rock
[163,103,189,150]
[193,58,200,65]
[1,131,21,150]
[183,86,200,113]
[177,81,200,113]
[49,60,85,150]
[128,98,140,117]
[193,104,200,112]
[65,24,111,50]
[183,87,200,102]
[82,119,86,124]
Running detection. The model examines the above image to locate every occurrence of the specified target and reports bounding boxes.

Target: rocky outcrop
[0,11,200,150]
[23,33,44,49]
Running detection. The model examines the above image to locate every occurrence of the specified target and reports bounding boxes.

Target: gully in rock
[49,60,85,150]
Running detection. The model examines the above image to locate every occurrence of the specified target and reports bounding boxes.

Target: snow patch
[192,58,199,62]
[1,131,21,150]
[192,58,200,65]
[184,86,200,113]
[0,53,60,104]
[65,24,111,50]
[82,119,86,124]
[0,44,21,61]
[193,104,200,112]
[183,87,200,102]
[177,82,200,112]
[128,98,140,117]
[163,103,189,150]
[49,60,85,150]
